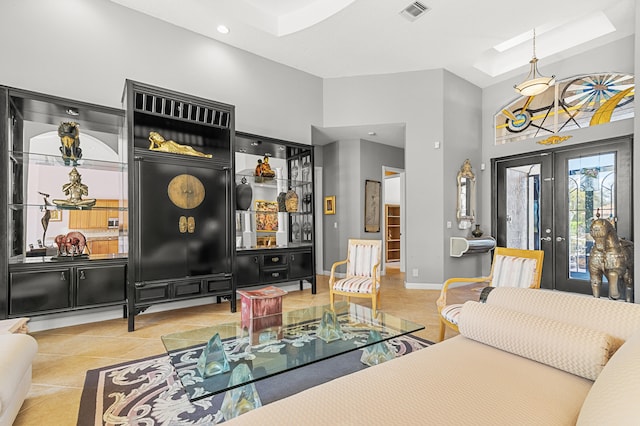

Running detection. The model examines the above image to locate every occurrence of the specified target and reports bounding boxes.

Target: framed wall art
[364,180,381,233]
[324,196,336,215]
[49,209,62,222]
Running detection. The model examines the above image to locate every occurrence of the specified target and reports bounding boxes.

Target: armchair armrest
[329,259,348,284]
[436,276,491,312]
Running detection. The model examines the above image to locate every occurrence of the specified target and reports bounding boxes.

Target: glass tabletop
[161,301,424,401]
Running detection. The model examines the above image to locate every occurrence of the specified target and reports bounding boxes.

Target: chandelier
[514,29,555,97]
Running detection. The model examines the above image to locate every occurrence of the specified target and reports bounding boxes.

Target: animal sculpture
[588,216,634,302]
[54,231,89,257]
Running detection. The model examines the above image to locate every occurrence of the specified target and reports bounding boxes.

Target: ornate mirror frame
[456,159,475,229]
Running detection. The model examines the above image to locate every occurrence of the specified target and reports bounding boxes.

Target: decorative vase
[235,177,253,210]
[277,192,287,212]
[471,224,483,238]
[285,190,298,212]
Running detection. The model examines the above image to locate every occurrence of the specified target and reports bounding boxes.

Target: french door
[494,137,632,296]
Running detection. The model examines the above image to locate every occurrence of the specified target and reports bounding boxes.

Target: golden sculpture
[588,211,634,302]
[148,131,212,158]
[537,135,572,145]
[52,167,96,208]
[255,156,276,179]
[58,121,82,166]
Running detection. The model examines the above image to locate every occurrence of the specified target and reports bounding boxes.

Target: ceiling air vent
[400,2,429,21]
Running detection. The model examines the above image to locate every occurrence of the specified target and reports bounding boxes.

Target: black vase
[236,177,253,210]
[471,224,483,238]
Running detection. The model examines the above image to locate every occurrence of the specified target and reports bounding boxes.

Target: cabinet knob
[271,272,280,278]
[79,270,86,280]
[291,254,295,261]
[60,272,66,281]
[253,256,258,263]
[272,257,280,263]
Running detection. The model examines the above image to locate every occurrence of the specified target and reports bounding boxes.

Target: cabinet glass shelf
[10,151,128,172]
[8,203,127,211]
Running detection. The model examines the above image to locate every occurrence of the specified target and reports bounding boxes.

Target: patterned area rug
[77,334,431,425]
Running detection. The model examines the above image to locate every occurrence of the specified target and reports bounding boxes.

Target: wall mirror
[456,159,475,229]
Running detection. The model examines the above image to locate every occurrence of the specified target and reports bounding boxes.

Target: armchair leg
[438,319,446,342]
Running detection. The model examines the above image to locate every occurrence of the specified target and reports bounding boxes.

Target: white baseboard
[404,281,442,290]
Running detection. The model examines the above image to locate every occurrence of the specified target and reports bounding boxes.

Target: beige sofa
[227,287,640,425]
[0,319,38,426]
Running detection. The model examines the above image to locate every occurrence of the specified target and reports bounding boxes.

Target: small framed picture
[49,209,62,222]
[324,196,336,215]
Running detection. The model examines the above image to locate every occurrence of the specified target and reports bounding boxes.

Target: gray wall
[0,0,323,144]
[323,70,482,286]
[320,138,403,272]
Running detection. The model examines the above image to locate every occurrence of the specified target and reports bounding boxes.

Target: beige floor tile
[15,271,450,424]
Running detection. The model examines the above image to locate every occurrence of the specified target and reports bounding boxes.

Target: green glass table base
[316,309,344,343]
[196,333,230,378]
[221,363,262,420]
[360,330,395,366]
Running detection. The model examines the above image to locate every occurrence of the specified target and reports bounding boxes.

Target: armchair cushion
[347,243,379,277]
[459,301,615,381]
[333,276,378,294]
[491,255,539,288]
[440,303,463,325]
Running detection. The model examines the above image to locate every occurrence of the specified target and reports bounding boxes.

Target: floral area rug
[77,334,431,425]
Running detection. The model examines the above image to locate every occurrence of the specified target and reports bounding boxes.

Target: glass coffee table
[161,301,424,402]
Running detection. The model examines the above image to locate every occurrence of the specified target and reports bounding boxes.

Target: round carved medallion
[167,174,205,209]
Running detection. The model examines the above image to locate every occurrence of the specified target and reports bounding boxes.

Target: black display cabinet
[234,132,316,294]
[0,86,128,319]
[123,81,235,331]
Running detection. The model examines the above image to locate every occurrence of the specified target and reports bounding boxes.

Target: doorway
[383,166,405,274]
[493,137,633,296]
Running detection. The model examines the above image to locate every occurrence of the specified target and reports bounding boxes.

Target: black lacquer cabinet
[234,132,316,294]
[124,80,235,331]
[0,86,128,320]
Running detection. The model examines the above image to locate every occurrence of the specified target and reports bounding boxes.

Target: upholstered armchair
[436,247,544,341]
[329,239,382,314]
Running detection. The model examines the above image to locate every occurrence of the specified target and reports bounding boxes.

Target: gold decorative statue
[58,121,82,166]
[148,131,212,158]
[254,156,276,179]
[588,211,634,302]
[52,167,96,208]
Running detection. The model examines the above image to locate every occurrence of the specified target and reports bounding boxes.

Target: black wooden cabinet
[234,132,316,293]
[0,86,128,321]
[125,80,235,331]
[9,261,126,316]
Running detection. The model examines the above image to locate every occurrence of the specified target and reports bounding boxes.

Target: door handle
[541,236,552,242]
[556,236,566,242]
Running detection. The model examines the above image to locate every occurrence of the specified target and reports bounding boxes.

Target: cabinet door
[236,254,261,286]
[76,264,126,306]
[137,161,231,282]
[289,250,313,279]
[9,268,71,315]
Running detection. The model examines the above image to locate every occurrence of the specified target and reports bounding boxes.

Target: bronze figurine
[148,131,212,158]
[53,167,96,208]
[58,121,82,166]
[588,212,634,302]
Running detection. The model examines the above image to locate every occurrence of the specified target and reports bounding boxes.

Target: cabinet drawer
[10,269,72,315]
[207,278,231,293]
[76,264,126,306]
[263,254,287,267]
[261,268,288,282]
[174,281,203,298]
[135,282,170,303]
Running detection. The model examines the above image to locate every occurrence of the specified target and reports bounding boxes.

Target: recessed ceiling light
[368,132,377,136]
[217,25,230,34]
[65,107,79,116]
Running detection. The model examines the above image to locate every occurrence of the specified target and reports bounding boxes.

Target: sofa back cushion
[483,287,640,345]
[577,330,640,425]
[458,301,615,381]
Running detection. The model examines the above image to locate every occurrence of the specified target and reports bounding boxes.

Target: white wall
[0,0,323,144]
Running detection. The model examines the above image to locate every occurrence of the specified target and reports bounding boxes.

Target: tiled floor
[14,269,456,425]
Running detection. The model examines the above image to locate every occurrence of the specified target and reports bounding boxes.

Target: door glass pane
[505,164,541,250]
[567,153,616,280]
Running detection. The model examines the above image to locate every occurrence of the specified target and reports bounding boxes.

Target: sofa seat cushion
[440,303,462,325]
[458,301,615,380]
[333,276,378,294]
[577,330,640,425]
[226,336,592,425]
